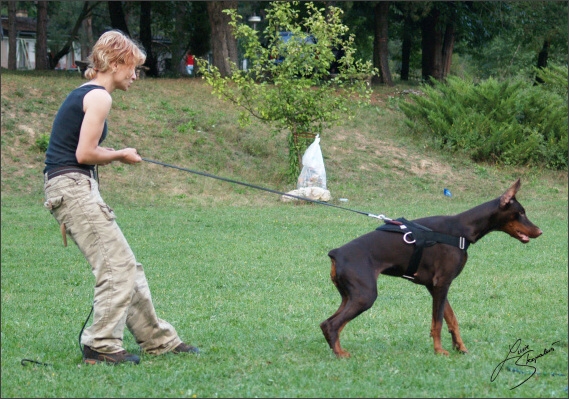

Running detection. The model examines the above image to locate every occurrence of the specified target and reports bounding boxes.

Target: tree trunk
[35,1,49,70]
[171,1,188,74]
[139,1,158,77]
[536,40,549,69]
[421,13,433,80]
[421,7,443,81]
[81,15,94,60]
[207,1,238,77]
[372,1,393,86]
[188,1,211,59]
[7,1,17,70]
[535,39,550,84]
[441,23,455,79]
[400,15,412,81]
[108,1,130,36]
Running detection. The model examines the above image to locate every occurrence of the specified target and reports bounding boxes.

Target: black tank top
[43,85,108,173]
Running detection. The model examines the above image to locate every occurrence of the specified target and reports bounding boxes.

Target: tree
[510,2,567,70]
[159,1,210,75]
[185,2,210,60]
[35,1,49,70]
[171,1,190,74]
[337,2,374,61]
[80,5,95,60]
[336,2,392,84]
[7,1,17,70]
[139,1,158,76]
[385,2,425,81]
[108,1,130,36]
[441,21,454,78]
[456,2,567,80]
[419,2,482,82]
[372,1,393,85]
[207,1,238,77]
[396,5,410,81]
[508,2,567,83]
[199,1,376,180]
[41,1,102,70]
[420,5,443,81]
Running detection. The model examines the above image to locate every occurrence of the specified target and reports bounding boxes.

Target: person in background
[43,30,199,365]
[185,51,195,76]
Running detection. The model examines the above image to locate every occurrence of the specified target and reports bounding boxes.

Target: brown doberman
[320,179,542,357]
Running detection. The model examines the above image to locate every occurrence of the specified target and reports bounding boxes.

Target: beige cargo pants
[44,172,182,355]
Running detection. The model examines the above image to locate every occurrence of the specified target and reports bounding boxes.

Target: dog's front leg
[427,284,450,355]
[443,300,468,353]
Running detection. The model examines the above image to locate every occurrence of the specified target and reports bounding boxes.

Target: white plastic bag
[297,135,327,190]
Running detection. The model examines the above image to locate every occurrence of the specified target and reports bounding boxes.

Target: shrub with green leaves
[35,133,50,153]
[198,1,376,181]
[400,67,568,170]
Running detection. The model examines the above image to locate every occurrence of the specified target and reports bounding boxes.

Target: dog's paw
[335,349,351,358]
[435,348,449,356]
[453,343,469,354]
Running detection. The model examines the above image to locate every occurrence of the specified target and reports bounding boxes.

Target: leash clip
[369,214,392,222]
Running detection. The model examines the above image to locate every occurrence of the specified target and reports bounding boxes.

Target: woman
[43,30,198,365]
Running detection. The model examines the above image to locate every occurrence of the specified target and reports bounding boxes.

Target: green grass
[1,70,567,397]
[1,199,567,397]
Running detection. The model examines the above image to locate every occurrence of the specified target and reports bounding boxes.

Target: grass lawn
[1,71,567,397]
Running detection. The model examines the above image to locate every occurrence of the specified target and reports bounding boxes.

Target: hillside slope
[1,71,566,208]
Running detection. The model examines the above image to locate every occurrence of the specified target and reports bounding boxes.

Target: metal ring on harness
[403,232,416,244]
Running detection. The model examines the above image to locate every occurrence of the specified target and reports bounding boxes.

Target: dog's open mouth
[517,231,530,243]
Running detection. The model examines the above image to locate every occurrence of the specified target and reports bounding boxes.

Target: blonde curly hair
[85,30,146,79]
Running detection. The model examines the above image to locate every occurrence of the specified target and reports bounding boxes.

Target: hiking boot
[172,342,200,354]
[83,345,140,365]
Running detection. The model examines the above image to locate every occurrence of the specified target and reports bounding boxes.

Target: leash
[20,303,93,367]
[21,359,51,367]
[141,157,392,222]
[25,159,387,369]
[78,305,94,357]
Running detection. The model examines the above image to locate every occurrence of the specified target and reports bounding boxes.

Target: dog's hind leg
[320,258,378,358]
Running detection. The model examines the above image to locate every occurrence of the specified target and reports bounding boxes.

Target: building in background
[1,11,80,71]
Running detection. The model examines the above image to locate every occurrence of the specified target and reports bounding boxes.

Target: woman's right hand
[120,147,142,164]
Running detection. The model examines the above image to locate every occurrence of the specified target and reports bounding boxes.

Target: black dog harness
[376,218,470,280]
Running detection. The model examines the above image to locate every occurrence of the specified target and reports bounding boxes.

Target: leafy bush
[35,133,50,153]
[199,1,376,181]
[400,67,568,170]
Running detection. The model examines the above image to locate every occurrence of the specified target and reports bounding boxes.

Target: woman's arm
[76,88,141,165]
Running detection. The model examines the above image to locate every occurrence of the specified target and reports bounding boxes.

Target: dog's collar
[377,218,470,280]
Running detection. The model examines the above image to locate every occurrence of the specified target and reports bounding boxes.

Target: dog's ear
[500,178,521,209]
